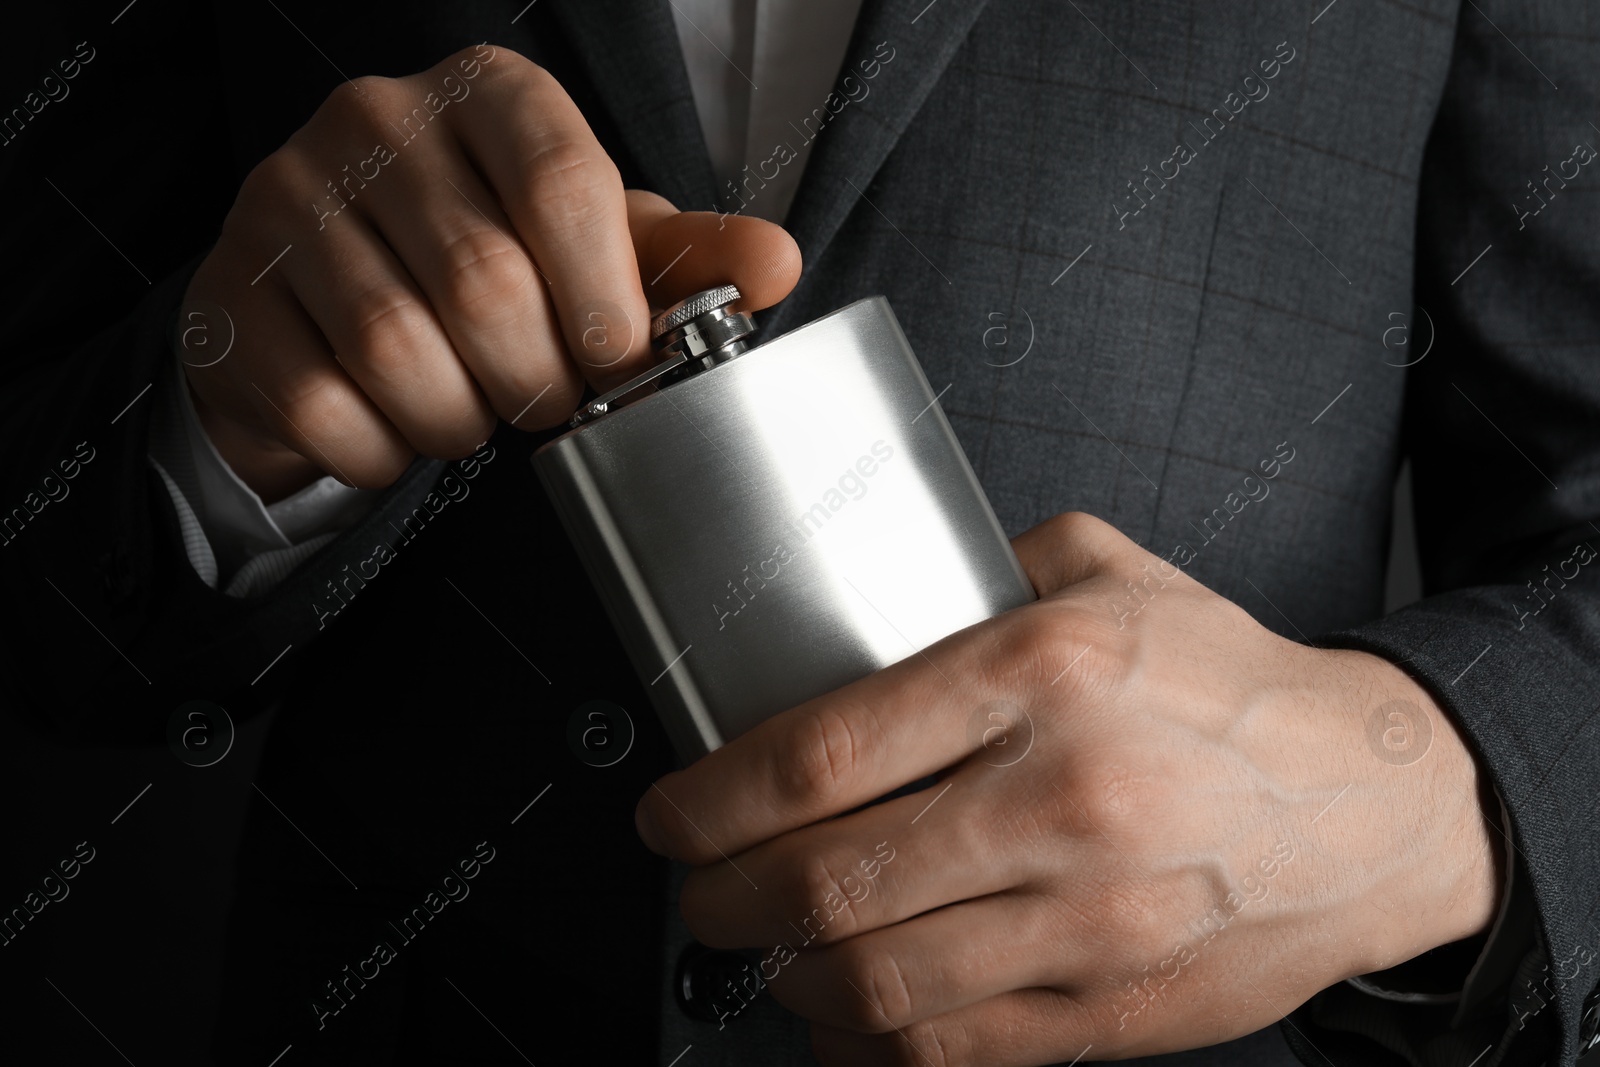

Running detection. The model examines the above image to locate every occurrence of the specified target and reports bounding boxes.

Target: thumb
[626,189,803,318]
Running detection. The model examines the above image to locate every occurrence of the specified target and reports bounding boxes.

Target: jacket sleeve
[1284,2,1600,1065]
[0,6,446,746]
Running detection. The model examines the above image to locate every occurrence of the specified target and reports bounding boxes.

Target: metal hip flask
[532,287,1036,761]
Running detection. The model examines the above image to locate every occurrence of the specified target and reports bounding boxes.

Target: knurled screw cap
[651,285,743,340]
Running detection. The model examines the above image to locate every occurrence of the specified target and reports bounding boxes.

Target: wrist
[1339,651,1504,974]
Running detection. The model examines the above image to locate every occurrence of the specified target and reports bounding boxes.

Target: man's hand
[635,512,1503,1065]
[180,44,801,502]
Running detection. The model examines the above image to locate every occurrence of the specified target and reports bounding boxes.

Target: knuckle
[1048,510,1141,576]
[325,75,396,119]
[1100,566,1164,620]
[1106,552,1160,590]
[347,289,439,370]
[438,229,534,318]
[236,151,299,206]
[776,706,866,811]
[441,42,510,69]
[992,607,1076,689]
[836,944,914,1032]
[266,370,350,442]
[310,77,400,141]
[791,851,859,944]
[1038,606,1128,693]
[521,140,620,225]
[1044,510,1111,547]
[468,44,539,87]
[902,1018,961,1067]
[257,376,410,487]
[1070,761,1164,831]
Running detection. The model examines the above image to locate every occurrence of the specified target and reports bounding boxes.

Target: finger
[1010,511,1146,597]
[681,775,1017,951]
[637,638,968,863]
[637,584,1146,866]
[625,189,803,313]
[186,253,415,488]
[637,567,1100,864]
[352,136,584,431]
[769,893,1062,1036]
[808,987,1094,1067]
[282,202,499,461]
[442,49,657,390]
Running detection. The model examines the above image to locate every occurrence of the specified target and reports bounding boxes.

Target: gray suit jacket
[618,0,1600,1061]
[2,1,1596,1065]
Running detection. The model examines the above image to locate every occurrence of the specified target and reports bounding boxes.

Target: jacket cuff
[1276,591,1600,1066]
[1343,788,1533,1018]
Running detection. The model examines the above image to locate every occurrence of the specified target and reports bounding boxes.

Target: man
[1,1,1596,1064]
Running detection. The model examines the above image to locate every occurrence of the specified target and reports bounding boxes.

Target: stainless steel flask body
[532,295,1036,761]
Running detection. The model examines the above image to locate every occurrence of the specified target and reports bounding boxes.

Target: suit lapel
[546,0,720,212]
[550,0,990,330]
[765,0,993,333]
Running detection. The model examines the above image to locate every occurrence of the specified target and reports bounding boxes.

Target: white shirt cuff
[147,347,381,595]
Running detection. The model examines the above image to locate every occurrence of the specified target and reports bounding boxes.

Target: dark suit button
[675,942,765,1023]
[1580,982,1600,1059]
